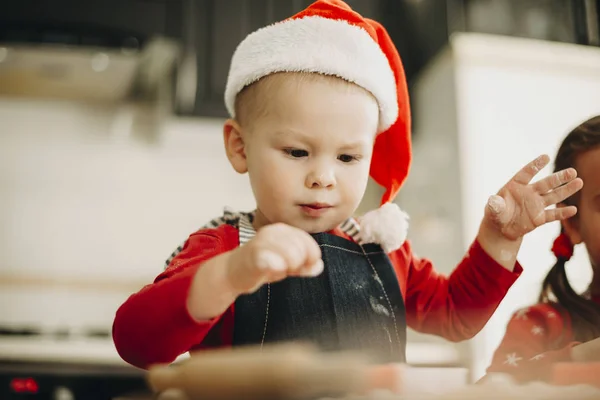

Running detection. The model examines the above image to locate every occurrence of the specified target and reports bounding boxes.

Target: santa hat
[224,0,412,252]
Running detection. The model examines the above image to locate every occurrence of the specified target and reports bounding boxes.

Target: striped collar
[164,209,362,269]
[237,211,361,245]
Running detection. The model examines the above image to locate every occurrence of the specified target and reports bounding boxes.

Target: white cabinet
[411,32,600,380]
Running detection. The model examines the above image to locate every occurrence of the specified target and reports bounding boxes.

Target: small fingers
[257,228,307,272]
[283,235,308,272]
[251,222,326,286]
[290,233,323,277]
[534,168,578,194]
[283,231,320,272]
[542,177,583,206]
[254,250,287,272]
[295,259,324,277]
[512,154,550,185]
[543,205,578,224]
[302,233,322,267]
[256,226,322,276]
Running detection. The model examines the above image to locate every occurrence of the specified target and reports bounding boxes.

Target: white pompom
[359,203,409,253]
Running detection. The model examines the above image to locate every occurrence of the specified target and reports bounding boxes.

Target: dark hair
[539,115,600,343]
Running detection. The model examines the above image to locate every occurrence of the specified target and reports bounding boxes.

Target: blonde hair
[233,72,377,129]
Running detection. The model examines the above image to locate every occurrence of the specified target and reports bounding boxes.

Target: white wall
[0,99,256,329]
[0,100,260,283]
[450,34,600,379]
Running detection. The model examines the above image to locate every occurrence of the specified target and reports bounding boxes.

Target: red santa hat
[224,0,412,252]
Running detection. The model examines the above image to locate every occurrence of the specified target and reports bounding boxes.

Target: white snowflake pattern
[547,311,556,318]
[504,353,522,367]
[530,354,545,361]
[531,325,545,336]
[514,308,529,320]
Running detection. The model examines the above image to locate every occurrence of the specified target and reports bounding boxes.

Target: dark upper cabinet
[181,0,395,118]
[0,0,444,119]
[0,0,183,48]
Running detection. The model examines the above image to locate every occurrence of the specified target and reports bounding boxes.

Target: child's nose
[306,166,336,188]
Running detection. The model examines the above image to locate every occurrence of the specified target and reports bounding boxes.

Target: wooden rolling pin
[147,343,376,400]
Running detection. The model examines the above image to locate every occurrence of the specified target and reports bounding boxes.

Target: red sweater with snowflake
[486,295,600,383]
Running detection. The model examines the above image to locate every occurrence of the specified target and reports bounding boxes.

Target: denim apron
[232,232,407,363]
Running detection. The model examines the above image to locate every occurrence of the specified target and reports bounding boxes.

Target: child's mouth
[299,203,333,217]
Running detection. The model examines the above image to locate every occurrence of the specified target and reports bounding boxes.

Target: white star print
[547,311,556,318]
[504,353,522,366]
[515,308,529,320]
[531,326,544,336]
[530,354,545,361]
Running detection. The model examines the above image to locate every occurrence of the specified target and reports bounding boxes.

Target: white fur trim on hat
[224,16,398,133]
[359,203,409,253]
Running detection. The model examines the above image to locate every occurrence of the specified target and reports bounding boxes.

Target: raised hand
[484,154,583,241]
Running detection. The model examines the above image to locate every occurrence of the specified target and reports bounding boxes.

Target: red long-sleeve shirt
[113,224,522,369]
[485,295,600,383]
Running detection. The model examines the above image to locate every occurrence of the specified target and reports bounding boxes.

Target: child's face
[231,75,379,233]
[564,146,600,271]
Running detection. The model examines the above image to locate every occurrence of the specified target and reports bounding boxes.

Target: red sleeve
[112,226,238,369]
[391,239,522,341]
[484,304,578,383]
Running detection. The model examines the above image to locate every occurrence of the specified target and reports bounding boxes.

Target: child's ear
[223,119,248,174]
[560,203,583,245]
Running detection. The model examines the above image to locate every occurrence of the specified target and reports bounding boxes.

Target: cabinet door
[190,0,262,117]
[0,0,173,46]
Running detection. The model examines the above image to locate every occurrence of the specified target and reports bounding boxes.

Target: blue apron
[232,232,407,363]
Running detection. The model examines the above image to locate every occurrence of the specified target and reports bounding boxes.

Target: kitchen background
[1,0,600,398]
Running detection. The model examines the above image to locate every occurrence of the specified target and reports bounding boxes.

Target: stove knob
[53,386,75,400]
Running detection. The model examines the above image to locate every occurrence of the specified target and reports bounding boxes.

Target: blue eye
[338,154,358,163]
[284,149,309,158]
